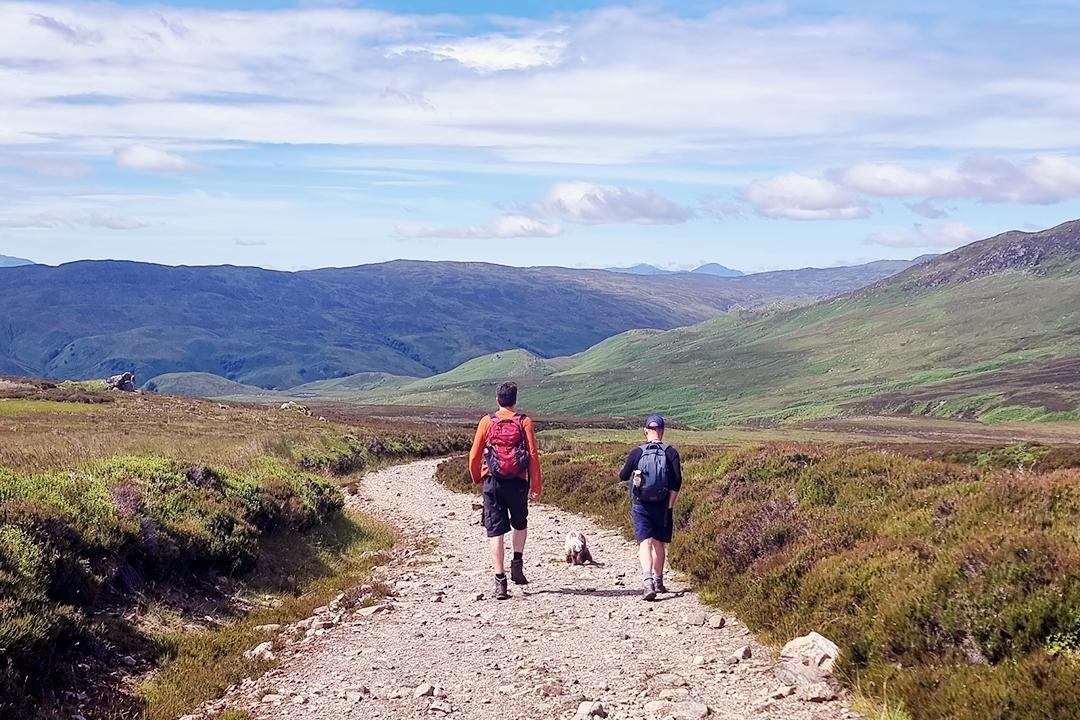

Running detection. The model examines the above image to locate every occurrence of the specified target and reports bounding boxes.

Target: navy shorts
[632,501,673,543]
[482,476,529,537]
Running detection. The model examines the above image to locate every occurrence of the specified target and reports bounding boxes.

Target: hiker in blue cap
[619,414,682,600]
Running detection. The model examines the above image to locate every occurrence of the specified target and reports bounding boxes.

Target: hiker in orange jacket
[469,381,542,600]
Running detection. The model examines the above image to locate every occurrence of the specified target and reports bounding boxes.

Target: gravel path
[219,459,861,720]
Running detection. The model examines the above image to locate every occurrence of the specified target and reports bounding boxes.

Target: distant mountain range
[267,220,1080,426]
[607,262,745,277]
[0,257,925,390]
[0,254,35,268]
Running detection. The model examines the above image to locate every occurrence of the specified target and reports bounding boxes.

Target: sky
[3,1,1080,272]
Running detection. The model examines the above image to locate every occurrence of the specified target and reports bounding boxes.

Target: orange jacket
[469,409,542,495]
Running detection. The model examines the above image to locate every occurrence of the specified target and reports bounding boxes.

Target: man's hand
[529,488,541,502]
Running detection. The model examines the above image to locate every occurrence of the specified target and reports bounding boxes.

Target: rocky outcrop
[107,372,136,391]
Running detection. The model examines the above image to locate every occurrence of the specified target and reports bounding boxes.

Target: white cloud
[904,200,949,219]
[89,212,149,230]
[739,174,868,221]
[834,155,1080,204]
[235,237,267,246]
[865,222,979,248]
[395,215,562,239]
[113,145,207,174]
[1,4,1077,166]
[29,13,102,45]
[528,182,694,225]
[387,34,567,72]
[0,152,93,178]
[0,209,147,230]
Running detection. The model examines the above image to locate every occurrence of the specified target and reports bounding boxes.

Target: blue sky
[2,1,1080,272]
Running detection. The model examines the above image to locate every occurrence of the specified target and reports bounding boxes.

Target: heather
[438,434,1080,719]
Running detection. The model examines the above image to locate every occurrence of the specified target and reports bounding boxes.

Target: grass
[435,428,1080,720]
[303,224,1080,429]
[0,382,471,719]
[137,512,394,720]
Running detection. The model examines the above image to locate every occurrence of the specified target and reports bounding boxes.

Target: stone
[576,700,608,718]
[430,699,454,713]
[645,699,674,717]
[345,691,364,703]
[708,615,726,629]
[357,605,387,617]
[648,672,688,690]
[768,685,795,700]
[254,624,282,633]
[243,641,275,662]
[659,688,690,699]
[107,372,136,392]
[533,681,564,697]
[260,694,283,703]
[683,610,707,626]
[557,694,586,705]
[795,682,837,702]
[775,631,840,687]
[671,700,710,719]
[692,655,706,666]
[730,645,751,662]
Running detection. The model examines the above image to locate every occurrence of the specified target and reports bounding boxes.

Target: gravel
[211,458,859,720]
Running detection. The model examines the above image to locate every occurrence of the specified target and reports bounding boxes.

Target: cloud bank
[528,182,694,225]
[395,215,562,240]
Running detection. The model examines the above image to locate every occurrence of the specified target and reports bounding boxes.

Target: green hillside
[0,258,920,390]
[313,220,1080,427]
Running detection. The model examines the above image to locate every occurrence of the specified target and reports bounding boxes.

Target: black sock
[513,552,523,562]
[496,573,506,579]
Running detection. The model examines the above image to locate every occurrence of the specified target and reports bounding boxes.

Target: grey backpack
[634,443,670,503]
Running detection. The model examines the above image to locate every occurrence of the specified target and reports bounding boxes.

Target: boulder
[774,631,840,687]
[107,372,136,392]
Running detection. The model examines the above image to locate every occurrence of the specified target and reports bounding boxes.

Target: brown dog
[564,530,593,565]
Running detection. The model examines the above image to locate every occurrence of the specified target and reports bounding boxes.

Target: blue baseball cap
[645,415,665,429]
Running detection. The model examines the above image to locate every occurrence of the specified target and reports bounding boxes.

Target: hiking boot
[510,557,529,585]
[654,577,668,593]
[494,574,510,600]
[642,577,657,602]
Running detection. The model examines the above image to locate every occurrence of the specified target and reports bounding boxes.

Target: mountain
[605,264,671,274]
[690,263,744,277]
[0,254,35,268]
[607,262,744,276]
[0,258,921,391]
[312,220,1080,426]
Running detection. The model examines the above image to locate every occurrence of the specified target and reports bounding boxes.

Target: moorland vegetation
[438,429,1080,720]
[0,377,472,720]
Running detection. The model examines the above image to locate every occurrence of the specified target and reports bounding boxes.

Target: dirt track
[220,459,860,720]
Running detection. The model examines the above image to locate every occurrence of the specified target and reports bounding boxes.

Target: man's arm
[468,415,490,483]
[619,447,642,481]
[522,415,542,500]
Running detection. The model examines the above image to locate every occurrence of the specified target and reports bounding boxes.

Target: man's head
[496,381,518,409]
[644,414,664,441]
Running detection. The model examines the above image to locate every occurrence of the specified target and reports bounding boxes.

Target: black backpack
[633,442,670,503]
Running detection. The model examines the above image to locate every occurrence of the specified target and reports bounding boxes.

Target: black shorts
[632,501,673,543]
[482,475,529,537]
